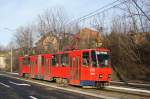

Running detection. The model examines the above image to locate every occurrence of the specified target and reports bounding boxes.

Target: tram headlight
[108,74,111,78]
[99,74,103,78]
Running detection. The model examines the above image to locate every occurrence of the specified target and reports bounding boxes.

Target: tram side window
[82,52,90,67]
[23,57,30,65]
[51,55,59,66]
[60,54,69,66]
[91,51,97,67]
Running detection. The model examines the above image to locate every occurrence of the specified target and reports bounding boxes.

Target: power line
[67,0,120,25]
[67,0,128,25]
[77,0,120,21]
[78,0,128,22]
[67,0,150,32]
[131,0,150,22]
[66,0,150,34]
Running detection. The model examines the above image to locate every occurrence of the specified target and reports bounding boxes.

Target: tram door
[44,56,51,79]
[70,55,80,85]
[30,56,37,78]
[30,59,34,78]
[37,55,42,78]
[19,58,23,76]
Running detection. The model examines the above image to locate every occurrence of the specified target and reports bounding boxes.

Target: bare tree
[120,0,150,32]
[14,26,33,48]
[35,7,72,51]
[36,7,68,35]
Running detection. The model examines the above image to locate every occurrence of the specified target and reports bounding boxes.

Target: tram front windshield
[91,50,109,68]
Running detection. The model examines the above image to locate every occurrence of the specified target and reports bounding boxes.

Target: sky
[0,0,113,46]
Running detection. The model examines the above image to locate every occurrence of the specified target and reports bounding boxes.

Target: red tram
[19,48,112,87]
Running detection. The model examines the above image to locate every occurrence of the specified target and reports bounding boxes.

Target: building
[36,33,59,51]
[129,32,150,44]
[36,28,103,51]
[71,28,103,49]
[0,55,6,70]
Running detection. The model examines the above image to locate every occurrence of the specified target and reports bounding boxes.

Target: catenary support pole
[11,48,13,72]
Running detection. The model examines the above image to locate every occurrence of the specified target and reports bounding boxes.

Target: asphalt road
[0,72,150,99]
[0,74,101,99]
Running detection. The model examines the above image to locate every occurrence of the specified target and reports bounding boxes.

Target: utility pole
[11,48,13,72]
